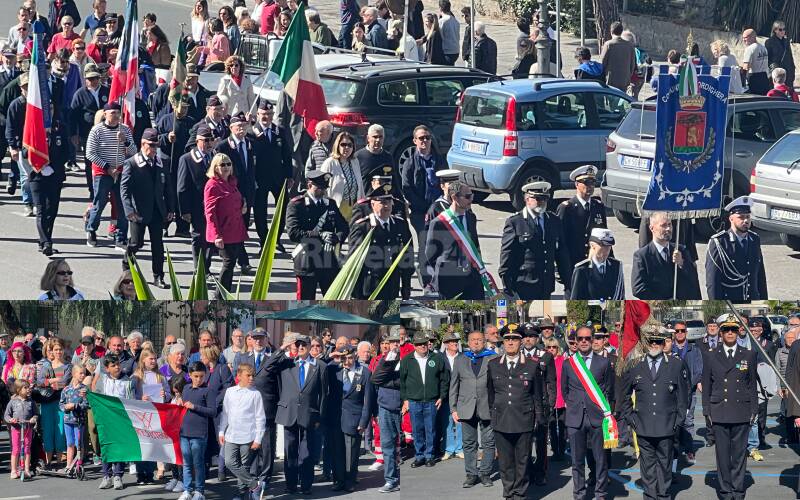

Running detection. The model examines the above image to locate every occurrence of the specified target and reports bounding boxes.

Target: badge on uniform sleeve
[356,384,362,392]
[137,110,142,118]
[428,360,435,368]
[102,95,108,102]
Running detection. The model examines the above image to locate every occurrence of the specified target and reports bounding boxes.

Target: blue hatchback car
[447,79,632,210]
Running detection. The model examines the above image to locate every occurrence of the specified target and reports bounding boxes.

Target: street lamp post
[534,0,552,76]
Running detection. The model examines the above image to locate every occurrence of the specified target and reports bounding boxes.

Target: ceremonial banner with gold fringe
[644,57,731,217]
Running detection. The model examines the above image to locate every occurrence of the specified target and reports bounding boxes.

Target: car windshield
[321,77,364,107]
[615,105,657,140]
[760,134,800,167]
[460,92,508,129]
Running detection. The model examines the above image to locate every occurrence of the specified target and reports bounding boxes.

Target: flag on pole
[168,32,188,109]
[109,0,139,128]
[22,29,49,173]
[267,2,328,138]
[88,392,186,464]
[621,300,651,359]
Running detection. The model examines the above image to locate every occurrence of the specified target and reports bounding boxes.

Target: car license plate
[620,154,651,171]
[461,139,487,155]
[771,207,800,222]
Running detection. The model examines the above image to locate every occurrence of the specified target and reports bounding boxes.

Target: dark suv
[318,61,494,163]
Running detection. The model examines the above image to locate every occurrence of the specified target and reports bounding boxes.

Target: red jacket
[260,2,280,35]
[767,84,799,102]
[204,176,248,245]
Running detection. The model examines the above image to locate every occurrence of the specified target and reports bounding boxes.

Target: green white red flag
[22,31,48,173]
[168,33,188,108]
[267,2,328,137]
[88,392,186,464]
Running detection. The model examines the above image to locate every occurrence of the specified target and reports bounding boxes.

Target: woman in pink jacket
[204,153,248,297]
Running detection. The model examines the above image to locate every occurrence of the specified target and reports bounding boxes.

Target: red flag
[108,0,139,128]
[22,32,48,173]
[622,300,651,359]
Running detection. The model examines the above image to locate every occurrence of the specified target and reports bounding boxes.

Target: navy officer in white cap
[705,196,768,300]
[556,165,608,269]
[499,181,572,299]
[569,228,625,299]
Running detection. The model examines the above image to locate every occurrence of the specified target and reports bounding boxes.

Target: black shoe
[321,473,332,482]
[534,476,547,486]
[42,244,53,256]
[705,441,714,447]
[6,180,17,195]
[174,230,191,238]
[276,242,287,253]
[163,229,170,238]
[153,276,169,289]
[345,484,356,493]
[425,460,435,468]
[86,231,97,247]
[240,264,254,274]
[217,470,226,482]
[301,489,312,495]
[462,476,480,488]
[480,475,493,487]
[331,482,345,491]
[410,459,426,468]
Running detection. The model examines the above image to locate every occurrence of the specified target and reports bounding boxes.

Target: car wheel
[510,167,554,211]
[780,233,800,252]
[613,209,640,228]
[393,141,415,169]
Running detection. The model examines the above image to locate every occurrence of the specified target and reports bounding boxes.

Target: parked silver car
[750,130,800,251]
[603,96,800,238]
[685,319,706,342]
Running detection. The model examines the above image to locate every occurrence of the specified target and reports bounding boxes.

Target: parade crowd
[0,313,799,499]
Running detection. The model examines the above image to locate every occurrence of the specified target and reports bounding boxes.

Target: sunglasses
[295,341,308,347]
[165,341,176,345]
[721,327,739,332]
[63,22,73,26]
[416,135,432,141]
[339,143,353,148]
[219,162,232,167]
[546,346,558,350]
[56,270,74,276]
[578,179,596,185]
[75,46,86,50]
[120,279,133,285]
[577,336,592,341]
[674,328,687,332]
[456,192,474,199]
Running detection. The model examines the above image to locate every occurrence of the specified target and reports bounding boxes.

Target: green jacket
[399,351,449,402]
[309,23,335,47]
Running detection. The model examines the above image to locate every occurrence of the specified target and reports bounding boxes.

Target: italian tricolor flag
[267,2,328,137]
[88,392,187,464]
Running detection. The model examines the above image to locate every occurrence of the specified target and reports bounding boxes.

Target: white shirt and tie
[725,345,737,359]
[592,257,606,275]
[653,240,670,263]
[506,354,520,371]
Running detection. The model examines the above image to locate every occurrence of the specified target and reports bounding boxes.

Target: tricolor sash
[569,354,619,449]
[436,208,499,296]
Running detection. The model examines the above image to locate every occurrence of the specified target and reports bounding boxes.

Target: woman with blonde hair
[131,348,169,484]
[190,0,209,44]
[216,55,256,118]
[204,153,248,295]
[36,338,70,468]
[320,131,364,221]
[711,39,744,94]
[38,258,85,301]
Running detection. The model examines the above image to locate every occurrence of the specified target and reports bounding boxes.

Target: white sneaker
[98,476,112,489]
[191,492,205,500]
[172,480,185,492]
[368,461,384,471]
[129,463,137,474]
[178,492,192,500]
[113,476,124,490]
[165,478,178,491]
[442,452,453,461]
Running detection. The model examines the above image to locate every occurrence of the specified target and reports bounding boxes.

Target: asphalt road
[0,397,795,499]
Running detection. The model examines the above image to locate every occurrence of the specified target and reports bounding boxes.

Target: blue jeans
[18,165,32,205]
[85,174,128,243]
[408,400,436,461]
[747,421,759,451]
[445,412,463,454]
[378,407,401,486]
[181,436,207,493]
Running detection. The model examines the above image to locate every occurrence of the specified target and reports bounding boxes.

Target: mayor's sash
[436,208,499,297]
[569,354,619,449]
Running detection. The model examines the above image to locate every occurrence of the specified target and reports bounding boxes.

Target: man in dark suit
[176,124,213,274]
[520,324,556,486]
[285,171,349,299]
[556,165,608,270]
[705,196,768,300]
[450,330,497,488]
[69,63,108,198]
[187,95,229,152]
[702,314,758,500]
[424,180,486,299]
[569,228,625,299]
[499,181,572,299]
[400,125,446,288]
[149,63,211,123]
[618,328,689,500]
[561,325,614,500]
[487,326,545,500]
[232,328,279,487]
[264,334,328,495]
[120,128,174,288]
[0,48,21,193]
[327,345,373,492]
[215,115,256,272]
[156,97,195,238]
[249,100,293,250]
[348,183,414,300]
[632,211,701,299]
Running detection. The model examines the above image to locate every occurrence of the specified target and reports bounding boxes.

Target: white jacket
[320,156,364,207]
[216,74,257,117]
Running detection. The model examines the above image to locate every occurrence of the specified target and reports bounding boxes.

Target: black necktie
[649,357,658,378]
[509,361,516,371]
[727,348,734,359]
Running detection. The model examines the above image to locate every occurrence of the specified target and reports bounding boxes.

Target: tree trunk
[0,301,22,337]
[593,0,620,49]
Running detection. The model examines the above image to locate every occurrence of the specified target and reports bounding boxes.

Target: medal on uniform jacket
[356,384,362,392]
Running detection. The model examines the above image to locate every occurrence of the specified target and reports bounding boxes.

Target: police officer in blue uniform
[350,175,407,223]
[705,196,768,300]
[569,228,625,300]
[618,328,689,500]
[285,170,349,299]
[499,181,572,299]
[701,314,758,500]
[556,165,608,269]
[520,324,556,486]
